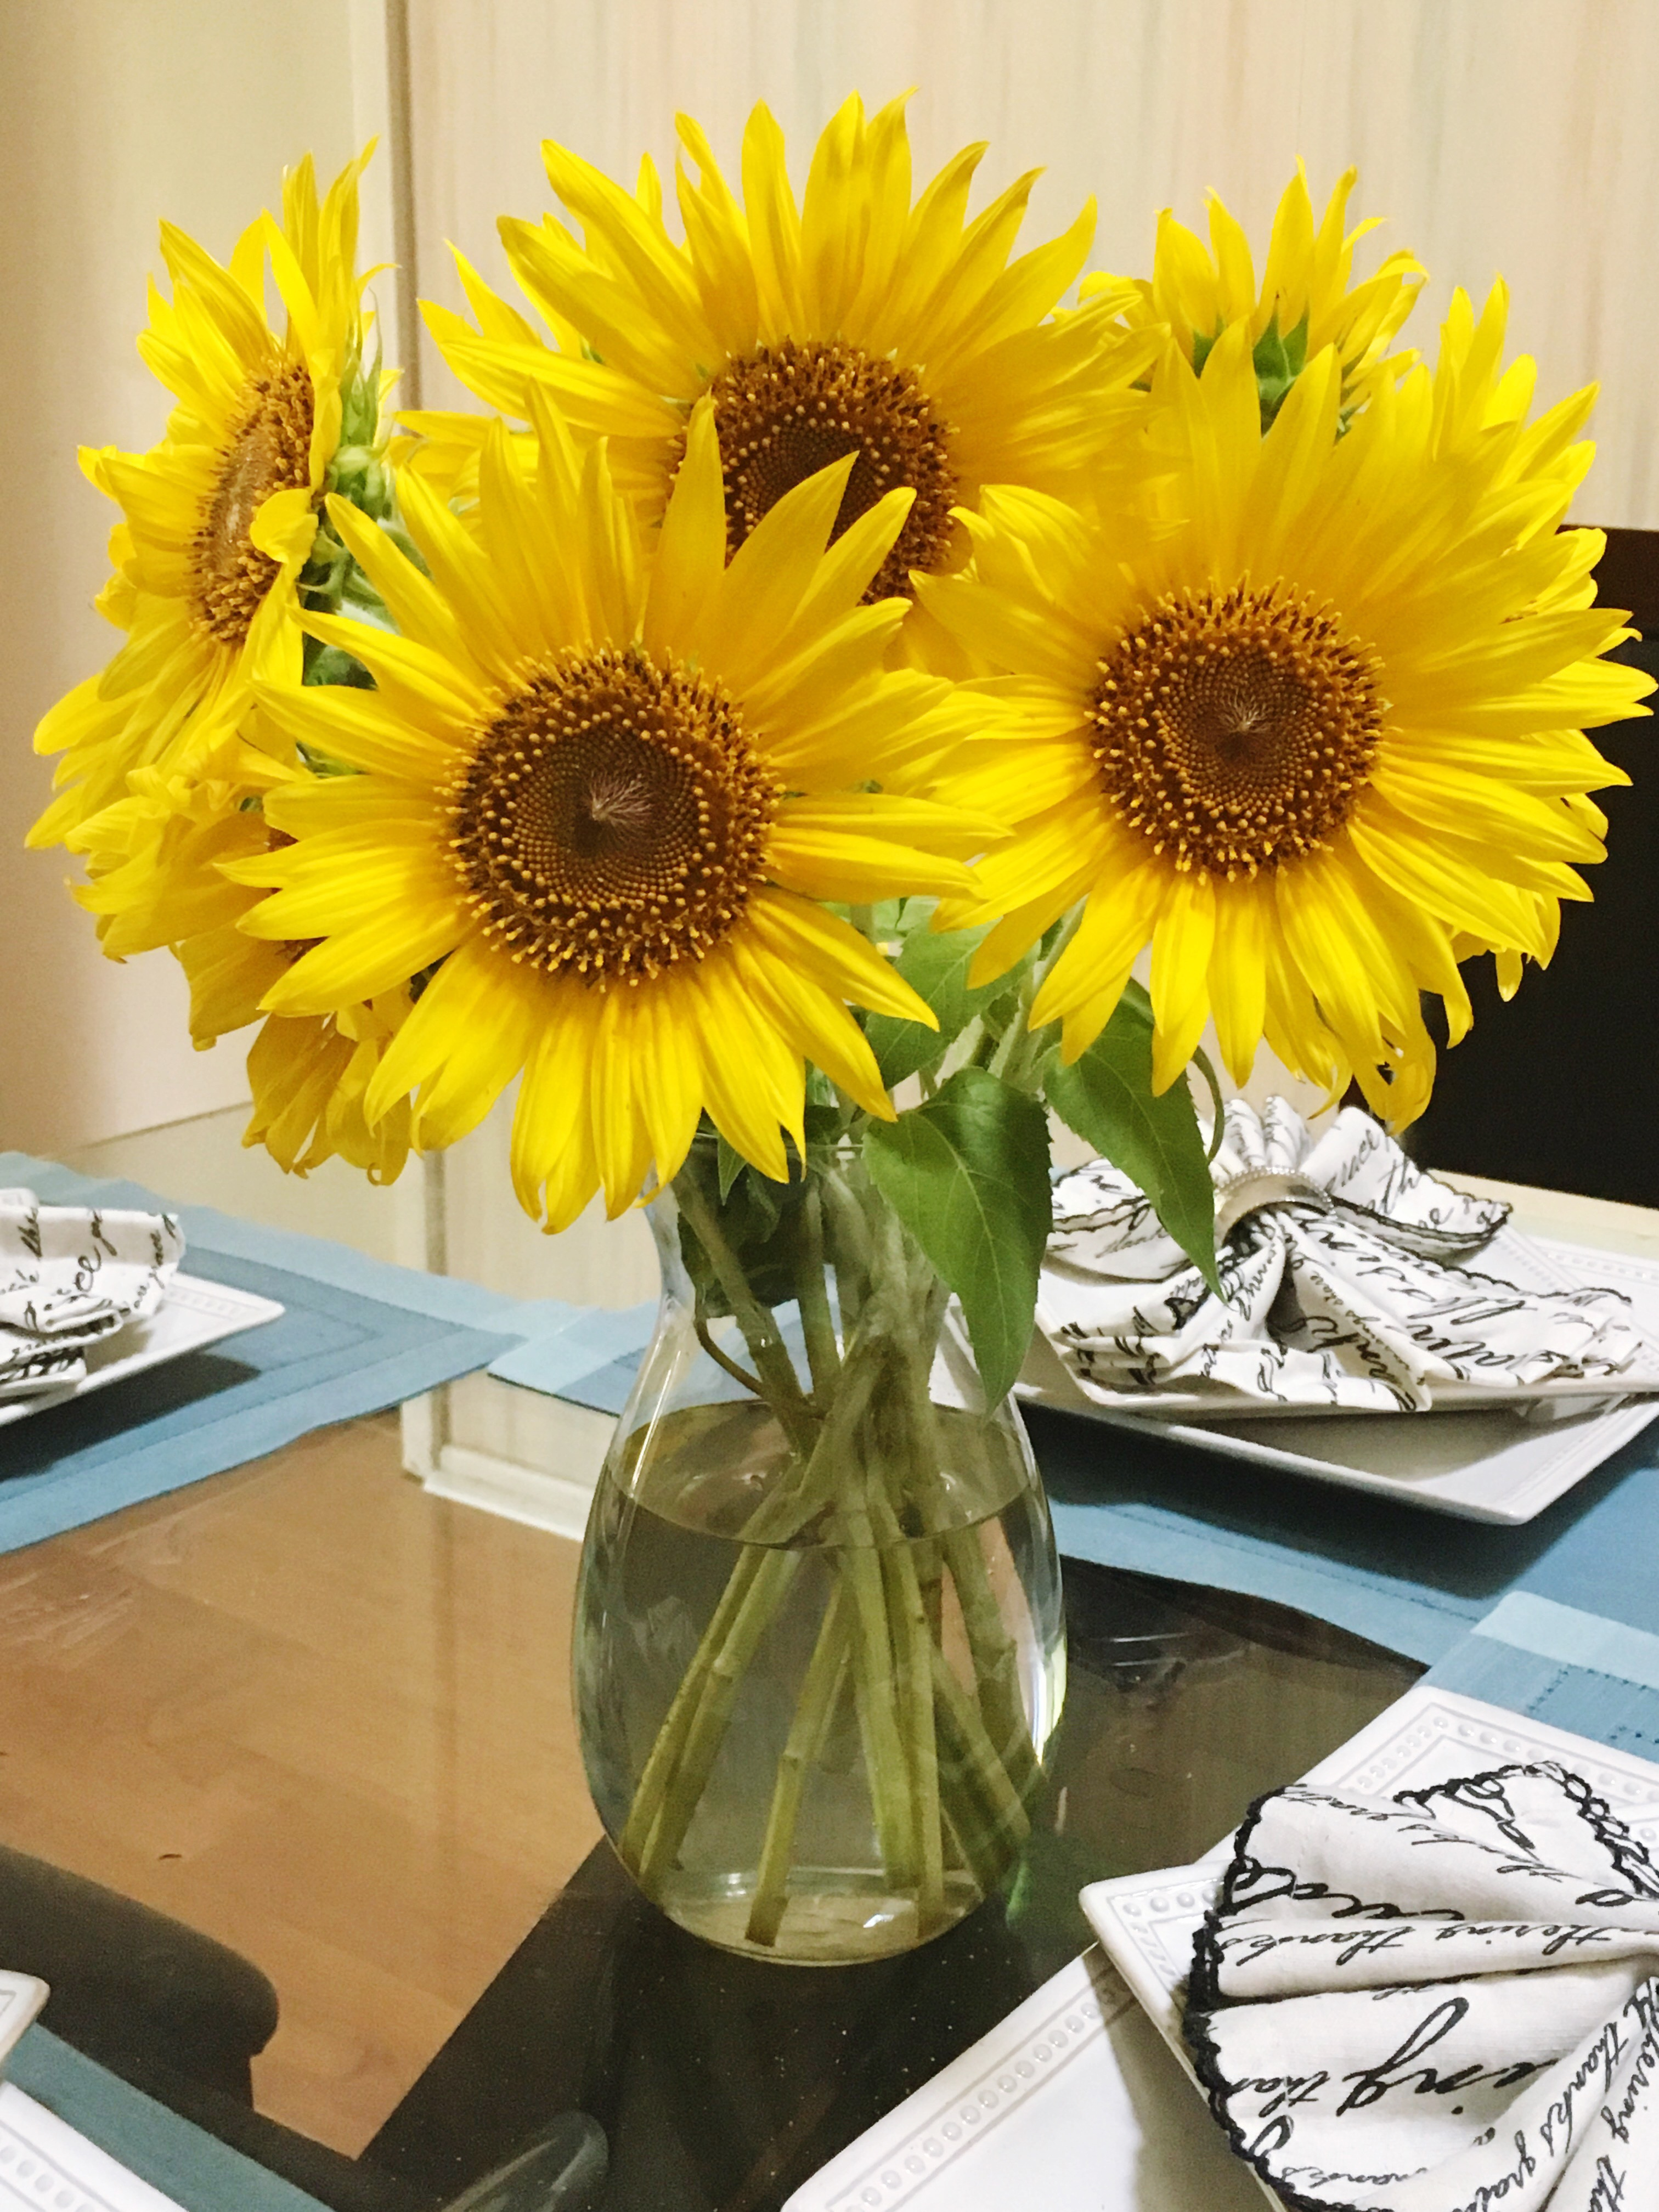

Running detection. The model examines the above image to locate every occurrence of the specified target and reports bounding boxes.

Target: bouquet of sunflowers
[32,100,1647,1960]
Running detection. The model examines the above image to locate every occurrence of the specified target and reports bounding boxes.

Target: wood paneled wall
[404,0,1659,527]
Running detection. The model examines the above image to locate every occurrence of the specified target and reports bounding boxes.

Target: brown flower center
[698,339,958,601]
[192,358,315,646]
[1091,583,1384,878]
[447,647,778,986]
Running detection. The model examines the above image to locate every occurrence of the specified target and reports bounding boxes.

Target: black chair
[0,1840,605,2212]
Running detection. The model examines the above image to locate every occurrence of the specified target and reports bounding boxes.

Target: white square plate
[0,1273,284,1432]
[1079,1684,1659,2197]
[788,1688,1659,2212]
[780,1947,1268,2212]
[0,1976,46,2075]
[0,1974,189,2210]
[0,2081,185,2211]
[1020,1234,1659,1523]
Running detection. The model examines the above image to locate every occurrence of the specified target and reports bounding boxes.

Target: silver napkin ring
[1212,1169,1333,1243]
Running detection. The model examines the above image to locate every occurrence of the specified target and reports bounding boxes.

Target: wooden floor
[0,1413,601,2154]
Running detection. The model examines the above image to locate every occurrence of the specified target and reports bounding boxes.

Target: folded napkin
[0,1188,184,1399]
[1039,1097,1646,1413]
[1184,1763,1659,2209]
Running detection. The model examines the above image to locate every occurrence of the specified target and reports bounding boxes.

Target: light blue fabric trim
[487,1301,656,1394]
[1470,1591,1659,1695]
[6,2027,327,2211]
[1424,1630,1659,1764]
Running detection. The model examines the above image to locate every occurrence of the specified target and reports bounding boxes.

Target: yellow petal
[642,397,726,657]
[1206,877,1271,1087]
[744,890,935,1024]
[1148,872,1216,1092]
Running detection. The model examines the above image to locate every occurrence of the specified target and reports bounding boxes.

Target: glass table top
[0,1408,1420,2211]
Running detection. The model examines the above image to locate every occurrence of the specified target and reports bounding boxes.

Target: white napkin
[0,1189,185,1398]
[1039,1098,1645,1412]
[1184,1762,1659,2208]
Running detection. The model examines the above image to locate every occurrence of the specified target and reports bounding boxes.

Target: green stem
[795,1183,842,1400]
[820,1164,873,1335]
[939,1794,996,1895]
[636,1547,804,1893]
[618,1542,769,1872]
[675,1174,819,1453]
[695,1317,764,1397]
[744,1580,851,1947]
[941,1530,1045,1803]
[840,1534,917,1888]
[931,1640,1034,1870]
[987,957,1040,1084]
[870,1483,946,1933]
[885,1251,1045,1808]
[739,1306,889,1546]
[935,1738,1019,1894]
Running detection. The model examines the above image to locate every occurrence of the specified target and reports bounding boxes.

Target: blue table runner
[0,1152,539,1556]
[1030,1401,1659,1665]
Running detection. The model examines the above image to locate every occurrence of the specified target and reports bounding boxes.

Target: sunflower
[919,286,1650,1124]
[66,754,413,1180]
[406,94,1157,632]
[1082,165,1424,428]
[237,998,414,1182]
[30,148,388,852]
[232,396,998,1229]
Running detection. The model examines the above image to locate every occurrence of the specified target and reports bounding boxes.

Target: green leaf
[862,1067,1052,1405]
[716,1135,747,1201]
[866,920,1014,1088]
[1046,996,1221,1291]
[300,638,374,691]
[1252,309,1310,431]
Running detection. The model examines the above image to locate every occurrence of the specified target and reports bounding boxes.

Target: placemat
[485,1299,656,1397]
[0,1153,530,1556]
[1034,1400,1659,1665]
[1423,1588,1659,1757]
[6,2026,328,2211]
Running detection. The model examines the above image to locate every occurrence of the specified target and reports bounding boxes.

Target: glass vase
[572,1133,1065,1965]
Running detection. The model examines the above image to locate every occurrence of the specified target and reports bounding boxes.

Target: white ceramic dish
[0,2080,185,2211]
[780,1946,1267,2212]
[0,1973,183,2212]
[791,1686,1659,2212]
[0,1976,46,2076]
[1080,1685,1659,2187]
[1020,1233,1659,1523]
[0,1273,284,1432]
[0,1973,189,2210]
